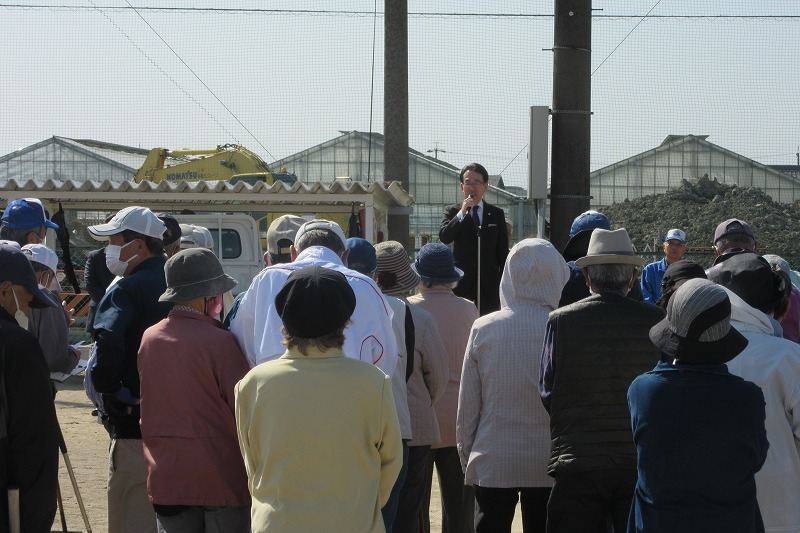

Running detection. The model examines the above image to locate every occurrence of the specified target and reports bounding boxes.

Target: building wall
[0,141,133,183]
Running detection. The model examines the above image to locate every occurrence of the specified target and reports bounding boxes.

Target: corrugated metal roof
[0,178,414,211]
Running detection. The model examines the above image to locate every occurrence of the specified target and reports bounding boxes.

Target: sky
[1,1,799,189]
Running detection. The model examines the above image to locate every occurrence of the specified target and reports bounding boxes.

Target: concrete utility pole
[550,0,592,251]
[384,0,411,249]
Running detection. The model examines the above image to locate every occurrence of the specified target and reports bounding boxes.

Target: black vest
[548,293,664,475]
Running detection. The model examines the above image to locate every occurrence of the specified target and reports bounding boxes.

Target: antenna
[426,142,447,160]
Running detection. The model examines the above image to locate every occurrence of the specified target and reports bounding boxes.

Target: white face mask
[11,287,29,330]
[106,240,139,277]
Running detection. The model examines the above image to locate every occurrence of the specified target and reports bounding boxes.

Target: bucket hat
[88,206,165,241]
[0,244,58,309]
[375,241,420,295]
[412,243,463,284]
[159,248,237,302]
[275,265,356,338]
[574,228,646,267]
[346,238,377,276]
[650,278,748,364]
[1,198,60,231]
[660,260,706,293]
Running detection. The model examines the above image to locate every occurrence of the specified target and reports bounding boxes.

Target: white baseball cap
[664,229,687,244]
[88,206,166,241]
[294,219,347,249]
[21,243,58,274]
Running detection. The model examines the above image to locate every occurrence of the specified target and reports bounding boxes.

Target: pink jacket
[139,309,251,507]
[408,286,477,448]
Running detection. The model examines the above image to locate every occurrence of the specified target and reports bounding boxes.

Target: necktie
[472,204,480,228]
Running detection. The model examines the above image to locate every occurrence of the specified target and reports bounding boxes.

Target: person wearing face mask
[86,206,173,533]
[138,248,251,531]
[0,244,60,531]
[0,197,58,247]
[21,243,81,374]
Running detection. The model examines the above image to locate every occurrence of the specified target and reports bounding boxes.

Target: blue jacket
[91,255,172,438]
[627,361,768,533]
[640,258,667,304]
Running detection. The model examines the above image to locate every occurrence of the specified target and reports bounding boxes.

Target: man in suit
[439,163,509,315]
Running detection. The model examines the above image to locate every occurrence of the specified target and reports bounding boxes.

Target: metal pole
[476,225,482,314]
[384,0,411,249]
[56,420,92,533]
[550,0,592,251]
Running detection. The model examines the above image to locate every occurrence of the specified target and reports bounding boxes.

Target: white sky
[2,1,798,189]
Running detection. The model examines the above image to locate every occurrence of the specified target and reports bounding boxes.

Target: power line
[83,0,241,145]
[120,0,275,160]
[4,5,800,18]
[593,0,663,76]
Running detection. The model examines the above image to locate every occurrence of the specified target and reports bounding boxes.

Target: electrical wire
[592,0,663,76]
[120,0,275,160]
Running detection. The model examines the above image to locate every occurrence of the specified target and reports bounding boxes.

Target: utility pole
[384,0,411,250]
[549,0,592,251]
[427,142,447,160]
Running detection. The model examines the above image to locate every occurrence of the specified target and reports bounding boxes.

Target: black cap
[715,253,783,312]
[660,260,707,293]
[275,266,356,338]
[156,213,182,246]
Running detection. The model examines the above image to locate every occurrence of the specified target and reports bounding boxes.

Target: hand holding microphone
[461,193,476,216]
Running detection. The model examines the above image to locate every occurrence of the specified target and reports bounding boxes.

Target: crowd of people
[0,163,799,533]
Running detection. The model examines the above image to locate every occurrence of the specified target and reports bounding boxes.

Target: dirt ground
[53,372,523,533]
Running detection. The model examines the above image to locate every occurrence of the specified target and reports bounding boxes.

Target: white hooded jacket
[724,288,800,533]
[457,238,569,487]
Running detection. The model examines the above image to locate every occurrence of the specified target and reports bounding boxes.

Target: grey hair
[714,234,755,253]
[585,264,638,293]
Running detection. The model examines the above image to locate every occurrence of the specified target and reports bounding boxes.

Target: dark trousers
[474,485,550,533]
[421,447,474,533]
[393,445,431,533]
[383,440,410,533]
[546,469,636,533]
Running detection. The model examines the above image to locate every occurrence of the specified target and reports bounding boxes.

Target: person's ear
[290,245,298,261]
[340,249,350,264]
[582,267,591,288]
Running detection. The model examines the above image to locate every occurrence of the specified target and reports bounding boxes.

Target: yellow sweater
[235,346,402,533]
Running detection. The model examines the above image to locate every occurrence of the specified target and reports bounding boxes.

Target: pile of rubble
[600,175,800,267]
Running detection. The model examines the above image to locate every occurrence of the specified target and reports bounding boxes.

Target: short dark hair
[459,163,489,184]
[295,229,345,254]
[282,324,346,355]
[0,226,41,246]
[120,229,164,256]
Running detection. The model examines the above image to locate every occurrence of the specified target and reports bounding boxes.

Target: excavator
[132,143,276,184]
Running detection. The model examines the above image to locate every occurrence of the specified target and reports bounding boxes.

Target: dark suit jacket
[84,247,115,335]
[439,201,509,315]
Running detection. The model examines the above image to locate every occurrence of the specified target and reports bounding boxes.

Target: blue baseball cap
[569,211,610,238]
[2,198,59,230]
[345,237,377,276]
